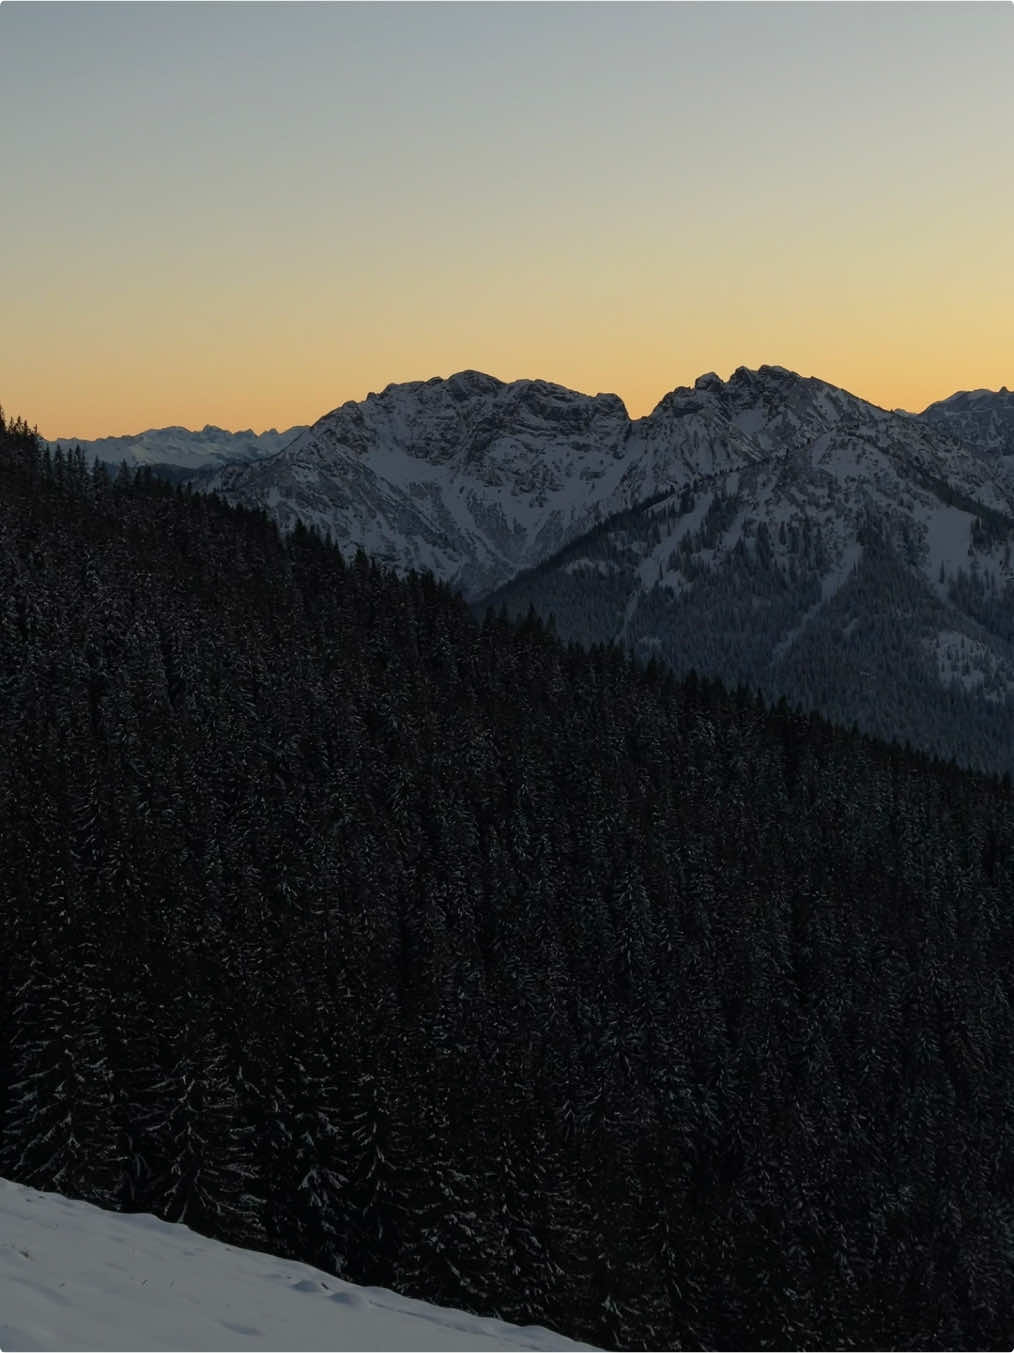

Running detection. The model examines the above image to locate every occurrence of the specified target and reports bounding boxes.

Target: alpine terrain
[48,423,307,476]
[202,370,636,600]
[200,365,1014,775]
[5,406,1014,1350]
[916,385,1014,464]
[487,366,1014,774]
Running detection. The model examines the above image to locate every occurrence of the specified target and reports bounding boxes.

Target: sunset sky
[2,1,1012,440]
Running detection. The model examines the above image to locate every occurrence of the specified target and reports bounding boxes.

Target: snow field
[0,1179,594,1353]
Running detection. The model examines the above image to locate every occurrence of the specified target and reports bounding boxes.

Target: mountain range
[47,422,307,473]
[54,369,1014,773]
[481,368,1014,773]
[7,397,1014,1351]
[198,366,893,601]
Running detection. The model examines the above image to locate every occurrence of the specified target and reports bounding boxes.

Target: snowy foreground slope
[0,1180,593,1352]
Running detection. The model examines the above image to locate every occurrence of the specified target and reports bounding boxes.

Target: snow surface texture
[45,425,308,472]
[0,1179,593,1353]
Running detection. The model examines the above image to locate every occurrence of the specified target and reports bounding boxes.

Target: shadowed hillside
[3,406,1014,1350]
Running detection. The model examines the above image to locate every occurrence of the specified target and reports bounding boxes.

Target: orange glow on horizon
[23,348,1014,444]
[3,2,1011,441]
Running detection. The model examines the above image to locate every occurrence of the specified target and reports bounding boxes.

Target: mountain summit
[477,368,1014,774]
[918,385,1014,460]
[190,365,1014,773]
[203,366,1013,600]
[203,372,634,599]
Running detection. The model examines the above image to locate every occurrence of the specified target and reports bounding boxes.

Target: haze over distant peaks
[47,422,308,471]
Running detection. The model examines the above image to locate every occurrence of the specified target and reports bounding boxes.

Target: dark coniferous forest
[4,407,1014,1350]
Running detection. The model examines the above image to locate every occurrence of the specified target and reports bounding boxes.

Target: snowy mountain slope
[198,366,1014,606]
[206,368,850,601]
[917,385,1014,463]
[0,1179,593,1353]
[481,367,1014,775]
[148,363,1014,770]
[201,371,643,600]
[47,423,308,472]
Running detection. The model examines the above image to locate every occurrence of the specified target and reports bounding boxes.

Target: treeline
[483,476,1014,779]
[3,407,1014,1349]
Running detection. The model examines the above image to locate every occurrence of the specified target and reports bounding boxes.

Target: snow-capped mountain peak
[203,372,636,598]
[46,423,308,472]
[196,367,1014,606]
[472,367,1014,775]
[44,365,1014,772]
[918,384,1014,459]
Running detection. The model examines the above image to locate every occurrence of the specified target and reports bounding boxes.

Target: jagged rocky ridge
[200,366,1013,593]
[483,368,1014,774]
[201,368,789,601]
[196,364,1014,773]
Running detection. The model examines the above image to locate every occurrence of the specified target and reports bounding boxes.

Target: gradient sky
[2,1,1012,439]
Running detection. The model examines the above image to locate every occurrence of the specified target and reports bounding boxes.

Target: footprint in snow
[328,1290,366,1309]
[291,1277,330,1293]
[220,1320,261,1337]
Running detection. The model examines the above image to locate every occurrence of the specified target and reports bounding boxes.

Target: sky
[2,1,1012,439]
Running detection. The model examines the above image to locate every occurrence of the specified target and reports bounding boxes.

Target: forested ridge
[479,471,1014,781]
[3,408,1014,1350]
